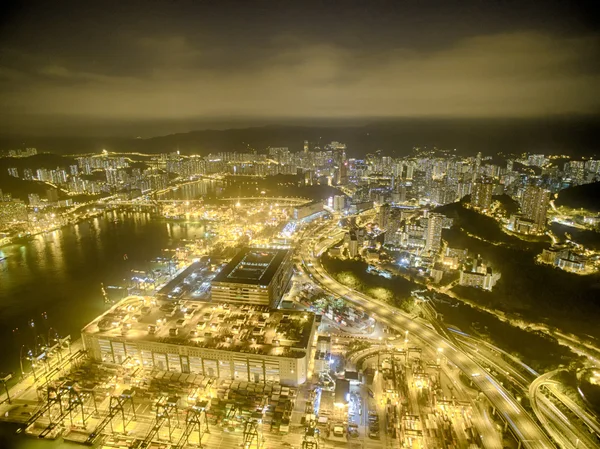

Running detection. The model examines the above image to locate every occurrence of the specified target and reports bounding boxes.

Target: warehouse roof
[212,247,290,286]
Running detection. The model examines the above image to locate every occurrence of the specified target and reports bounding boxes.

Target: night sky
[0,0,598,135]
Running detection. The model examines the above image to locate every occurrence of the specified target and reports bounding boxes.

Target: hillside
[555,182,600,213]
[1,116,599,157]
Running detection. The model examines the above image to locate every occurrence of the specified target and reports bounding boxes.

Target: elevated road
[530,371,600,449]
[299,219,555,449]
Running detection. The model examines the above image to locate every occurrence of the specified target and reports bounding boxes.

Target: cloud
[0,31,598,127]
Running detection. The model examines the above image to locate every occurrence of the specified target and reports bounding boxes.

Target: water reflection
[158,179,218,200]
[0,211,208,374]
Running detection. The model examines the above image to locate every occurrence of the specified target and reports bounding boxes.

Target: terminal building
[82,296,317,386]
[292,200,323,220]
[211,247,293,308]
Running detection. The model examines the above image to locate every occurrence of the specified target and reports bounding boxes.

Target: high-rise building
[471,180,494,211]
[332,195,345,211]
[50,169,67,185]
[28,193,41,206]
[379,203,390,230]
[527,154,545,167]
[457,181,472,200]
[46,188,59,203]
[520,186,550,232]
[348,231,359,258]
[405,163,414,180]
[565,160,585,185]
[472,152,482,183]
[384,216,402,247]
[36,168,50,182]
[585,160,600,174]
[391,185,407,204]
[392,162,404,178]
[424,213,443,253]
[106,168,119,185]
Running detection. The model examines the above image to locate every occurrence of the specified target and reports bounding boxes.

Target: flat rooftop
[82,296,314,359]
[212,247,290,286]
[156,261,214,300]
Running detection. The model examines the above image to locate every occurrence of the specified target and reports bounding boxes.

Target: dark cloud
[0,0,598,135]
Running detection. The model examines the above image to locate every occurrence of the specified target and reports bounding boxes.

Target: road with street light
[299,218,556,449]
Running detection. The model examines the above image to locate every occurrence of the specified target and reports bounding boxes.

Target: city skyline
[1,2,600,449]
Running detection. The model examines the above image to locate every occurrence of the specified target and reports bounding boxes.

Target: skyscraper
[36,168,50,181]
[405,163,414,180]
[471,180,494,211]
[520,186,550,232]
[472,152,482,182]
[425,213,443,253]
[379,203,390,230]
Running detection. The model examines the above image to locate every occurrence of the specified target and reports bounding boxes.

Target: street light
[0,373,12,404]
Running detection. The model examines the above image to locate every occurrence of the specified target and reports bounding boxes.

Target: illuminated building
[585,159,600,174]
[459,258,501,291]
[36,168,50,182]
[46,188,59,203]
[472,152,482,182]
[565,160,585,185]
[405,163,414,180]
[379,203,390,230]
[106,168,119,185]
[332,195,345,211]
[527,154,546,167]
[293,200,323,220]
[520,186,550,232]
[457,181,472,200]
[424,213,443,253]
[508,214,536,234]
[471,180,494,211]
[557,257,585,272]
[541,245,587,272]
[347,231,359,258]
[82,297,316,386]
[28,194,41,206]
[211,247,293,308]
[314,335,332,373]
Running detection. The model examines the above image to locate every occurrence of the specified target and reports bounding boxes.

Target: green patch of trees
[321,253,416,312]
